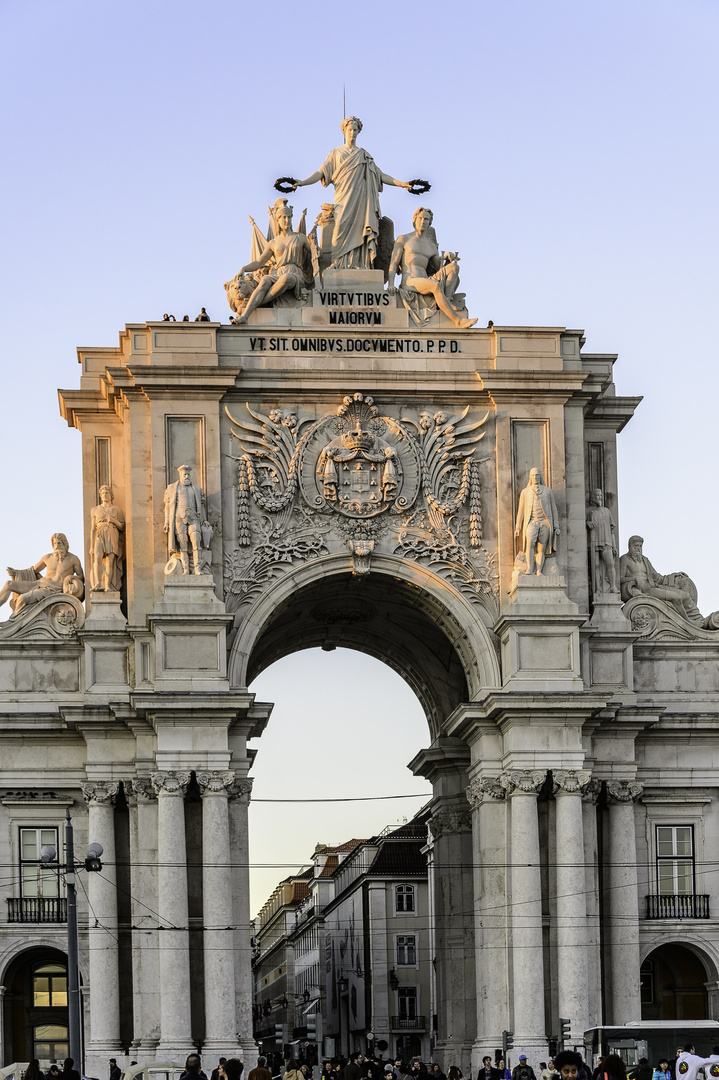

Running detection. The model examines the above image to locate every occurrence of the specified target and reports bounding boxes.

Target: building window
[33,1023,68,1061]
[398,987,417,1019]
[33,963,67,1008]
[20,829,59,898]
[397,935,416,965]
[395,885,415,912]
[656,826,694,894]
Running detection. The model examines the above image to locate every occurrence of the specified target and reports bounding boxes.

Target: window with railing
[20,828,60,898]
[656,825,694,894]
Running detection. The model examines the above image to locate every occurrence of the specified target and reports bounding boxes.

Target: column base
[433,1041,473,1076]
[202,1039,244,1060]
[237,1036,259,1063]
[85,1046,126,1078]
[155,1040,196,1060]
[507,1039,549,1073]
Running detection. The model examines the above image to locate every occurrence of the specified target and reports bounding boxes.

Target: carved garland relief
[224,392,498,614]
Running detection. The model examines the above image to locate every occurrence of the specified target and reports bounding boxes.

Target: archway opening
[243,569,480,737]
[641,943,711,1020]
[2,946,72,1066]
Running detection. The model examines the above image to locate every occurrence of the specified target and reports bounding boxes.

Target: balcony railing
[645,894,709,919]
[391,1016,426,1031]
[7,897,67,923]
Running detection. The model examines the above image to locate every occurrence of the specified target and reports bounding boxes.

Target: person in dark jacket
[110,1060,122,1080]
[512,1058,537,1080]
[62,1059,81,1080]
[478,1058,500,1080]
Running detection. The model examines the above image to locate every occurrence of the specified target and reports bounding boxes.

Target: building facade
[0,266,719,1075]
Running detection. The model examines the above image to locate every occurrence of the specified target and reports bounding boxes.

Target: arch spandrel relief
[222,391,498,623]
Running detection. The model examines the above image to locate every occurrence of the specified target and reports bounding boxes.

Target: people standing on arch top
[512,1057,537,1080]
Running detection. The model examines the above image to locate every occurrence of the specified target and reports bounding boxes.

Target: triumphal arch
[2,119,719,1075]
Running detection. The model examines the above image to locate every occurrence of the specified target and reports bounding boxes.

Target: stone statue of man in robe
[514,467,560,576]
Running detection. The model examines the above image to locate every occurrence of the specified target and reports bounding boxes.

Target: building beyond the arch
[1,304,719,1076]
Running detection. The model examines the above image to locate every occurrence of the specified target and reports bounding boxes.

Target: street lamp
[40,808,104,1070]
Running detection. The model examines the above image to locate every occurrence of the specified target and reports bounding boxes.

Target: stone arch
[640,940,718,1020]
[228,552,501,738]
[1,942,86,1065]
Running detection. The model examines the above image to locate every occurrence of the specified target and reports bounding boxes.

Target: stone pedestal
[496,577,584,692]
[149,575,232,692]
[82,592,130,695]
[583,595,635,692]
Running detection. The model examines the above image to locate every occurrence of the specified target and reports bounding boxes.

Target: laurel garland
[237,458,251,547]
[469,458,482,546]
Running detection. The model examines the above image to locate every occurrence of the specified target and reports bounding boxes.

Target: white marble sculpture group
[224,117,477,328]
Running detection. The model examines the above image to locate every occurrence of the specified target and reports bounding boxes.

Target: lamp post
[41,808,104,1071]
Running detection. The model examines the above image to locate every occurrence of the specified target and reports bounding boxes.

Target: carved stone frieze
[466,777,506,809]
[552,769,593,796]
[500,769,547,796]
[151,771,191,797]
[606,779,643,804]
[428,807,472,840]
[224,392,497,614]
[82,781,119,806]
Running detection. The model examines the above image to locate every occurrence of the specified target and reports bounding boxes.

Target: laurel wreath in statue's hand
[407,179,431,195]
[274,177,299,194]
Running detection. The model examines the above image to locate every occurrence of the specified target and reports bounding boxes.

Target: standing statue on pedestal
[515,467,560,576]
[0,533,84,615]
[387,207,477,328]
[89,485,125,592]
[163,465,212,576]
[283,117,420,270]
[587,488,618,595]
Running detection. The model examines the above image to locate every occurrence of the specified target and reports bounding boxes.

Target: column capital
[82,781,119,806]
[228,776,253,804]
[581,777,602,804]
[428,807,472,840]
[197,770,235,797]
[466,777,506,809]
[130,777,158,803]
[151,770,191,797]
[606,778,643,804]
[500,769,546,796]
[552,769,593,796]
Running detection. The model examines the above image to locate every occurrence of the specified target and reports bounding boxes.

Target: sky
[1,0,718,914]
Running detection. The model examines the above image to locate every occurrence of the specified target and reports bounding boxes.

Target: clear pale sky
[1,1,718,914]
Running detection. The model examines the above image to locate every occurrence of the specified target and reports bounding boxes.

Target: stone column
[82,781,121,1064]
[197,771,242,1057]
[228,776,256,1059]
[427,803,475,1075]
[152,770,193,1058]
[606,780,643,1023]
[129,778,161,1056]
[501,770,547,1061]
[582,780,602,1027]
[466,777,508,1070]
[552,771,592,1039]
